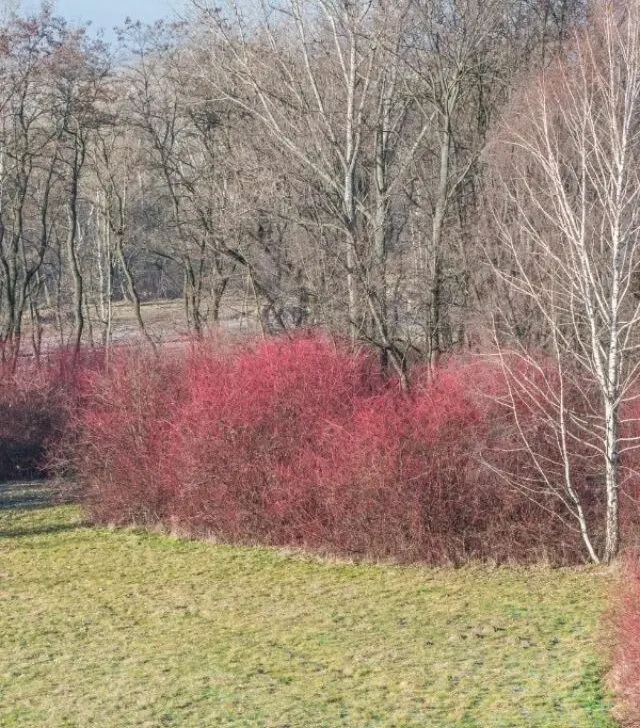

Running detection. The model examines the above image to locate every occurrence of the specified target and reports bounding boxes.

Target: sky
[19,0,184,37]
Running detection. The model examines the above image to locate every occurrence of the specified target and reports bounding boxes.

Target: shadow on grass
[0,480,86,538]
[0,480,61,511]
[0,522,86,539]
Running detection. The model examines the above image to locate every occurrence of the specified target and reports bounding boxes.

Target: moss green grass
[0,482,616,727]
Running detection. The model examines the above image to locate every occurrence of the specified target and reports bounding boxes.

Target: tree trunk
[603,401,620,563]
[428,117,451,369]
[116,237,155,350]
[66,205,84,356]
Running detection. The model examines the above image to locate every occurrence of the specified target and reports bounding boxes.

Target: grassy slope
[0,483,616,727]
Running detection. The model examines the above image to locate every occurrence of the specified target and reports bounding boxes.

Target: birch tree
[489,0,640,563]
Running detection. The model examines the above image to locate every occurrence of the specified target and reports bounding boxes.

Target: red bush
[0,368,60,480]
[57,334,616,564]
[0,348,82,481]
[0,345,111,481]
[609,556,640,726]
[59,349,185,524]
[480,353,621,560]
[160,337,381,542]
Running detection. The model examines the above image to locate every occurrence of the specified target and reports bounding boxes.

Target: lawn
[0,481,616,727]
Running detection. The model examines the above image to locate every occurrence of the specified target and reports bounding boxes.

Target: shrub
[310,361,588,563]
[58,349,185,524]
[58,334,617,564]
[480,354,619,561]
[609,555,640,727]
[0,346,108,482]
[156,337,381,541]
[0,367,61,481]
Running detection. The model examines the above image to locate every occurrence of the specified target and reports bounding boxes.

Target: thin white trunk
[603,398,619,563]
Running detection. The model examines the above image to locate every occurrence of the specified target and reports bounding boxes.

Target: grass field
[0,482,617,727]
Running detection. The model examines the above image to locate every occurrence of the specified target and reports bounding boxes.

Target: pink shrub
[0,346,99,481]
[168,337,381,542]
[480,353,628,560]
[59,334,616,564]
[310,361,582,563]
[0,366,61,480]
[60,349,185,524]
[617,398,640,551]
[609,556,640,727]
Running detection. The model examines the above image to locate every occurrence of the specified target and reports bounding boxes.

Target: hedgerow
[53,335,623,564]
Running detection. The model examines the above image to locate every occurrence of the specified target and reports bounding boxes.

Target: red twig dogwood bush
[609,555,640,727]
[58,334,622,564]
[59,349,186,524]
[0,346,100,481]
[166,337,382,541]
[0,367,62,480]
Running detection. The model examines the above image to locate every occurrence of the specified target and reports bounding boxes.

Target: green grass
[0,482,617,727]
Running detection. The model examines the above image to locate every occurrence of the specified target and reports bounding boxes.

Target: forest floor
[0,481,617,727]
[27,297,259,355]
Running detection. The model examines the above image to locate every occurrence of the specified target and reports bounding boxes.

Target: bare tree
[122,21,242,336]
[90,78,157,351]
[190,0,420,384]
[489,0,640,563]
[400,0,505,366]
[0,0,591,367]
[0,9,75,364]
